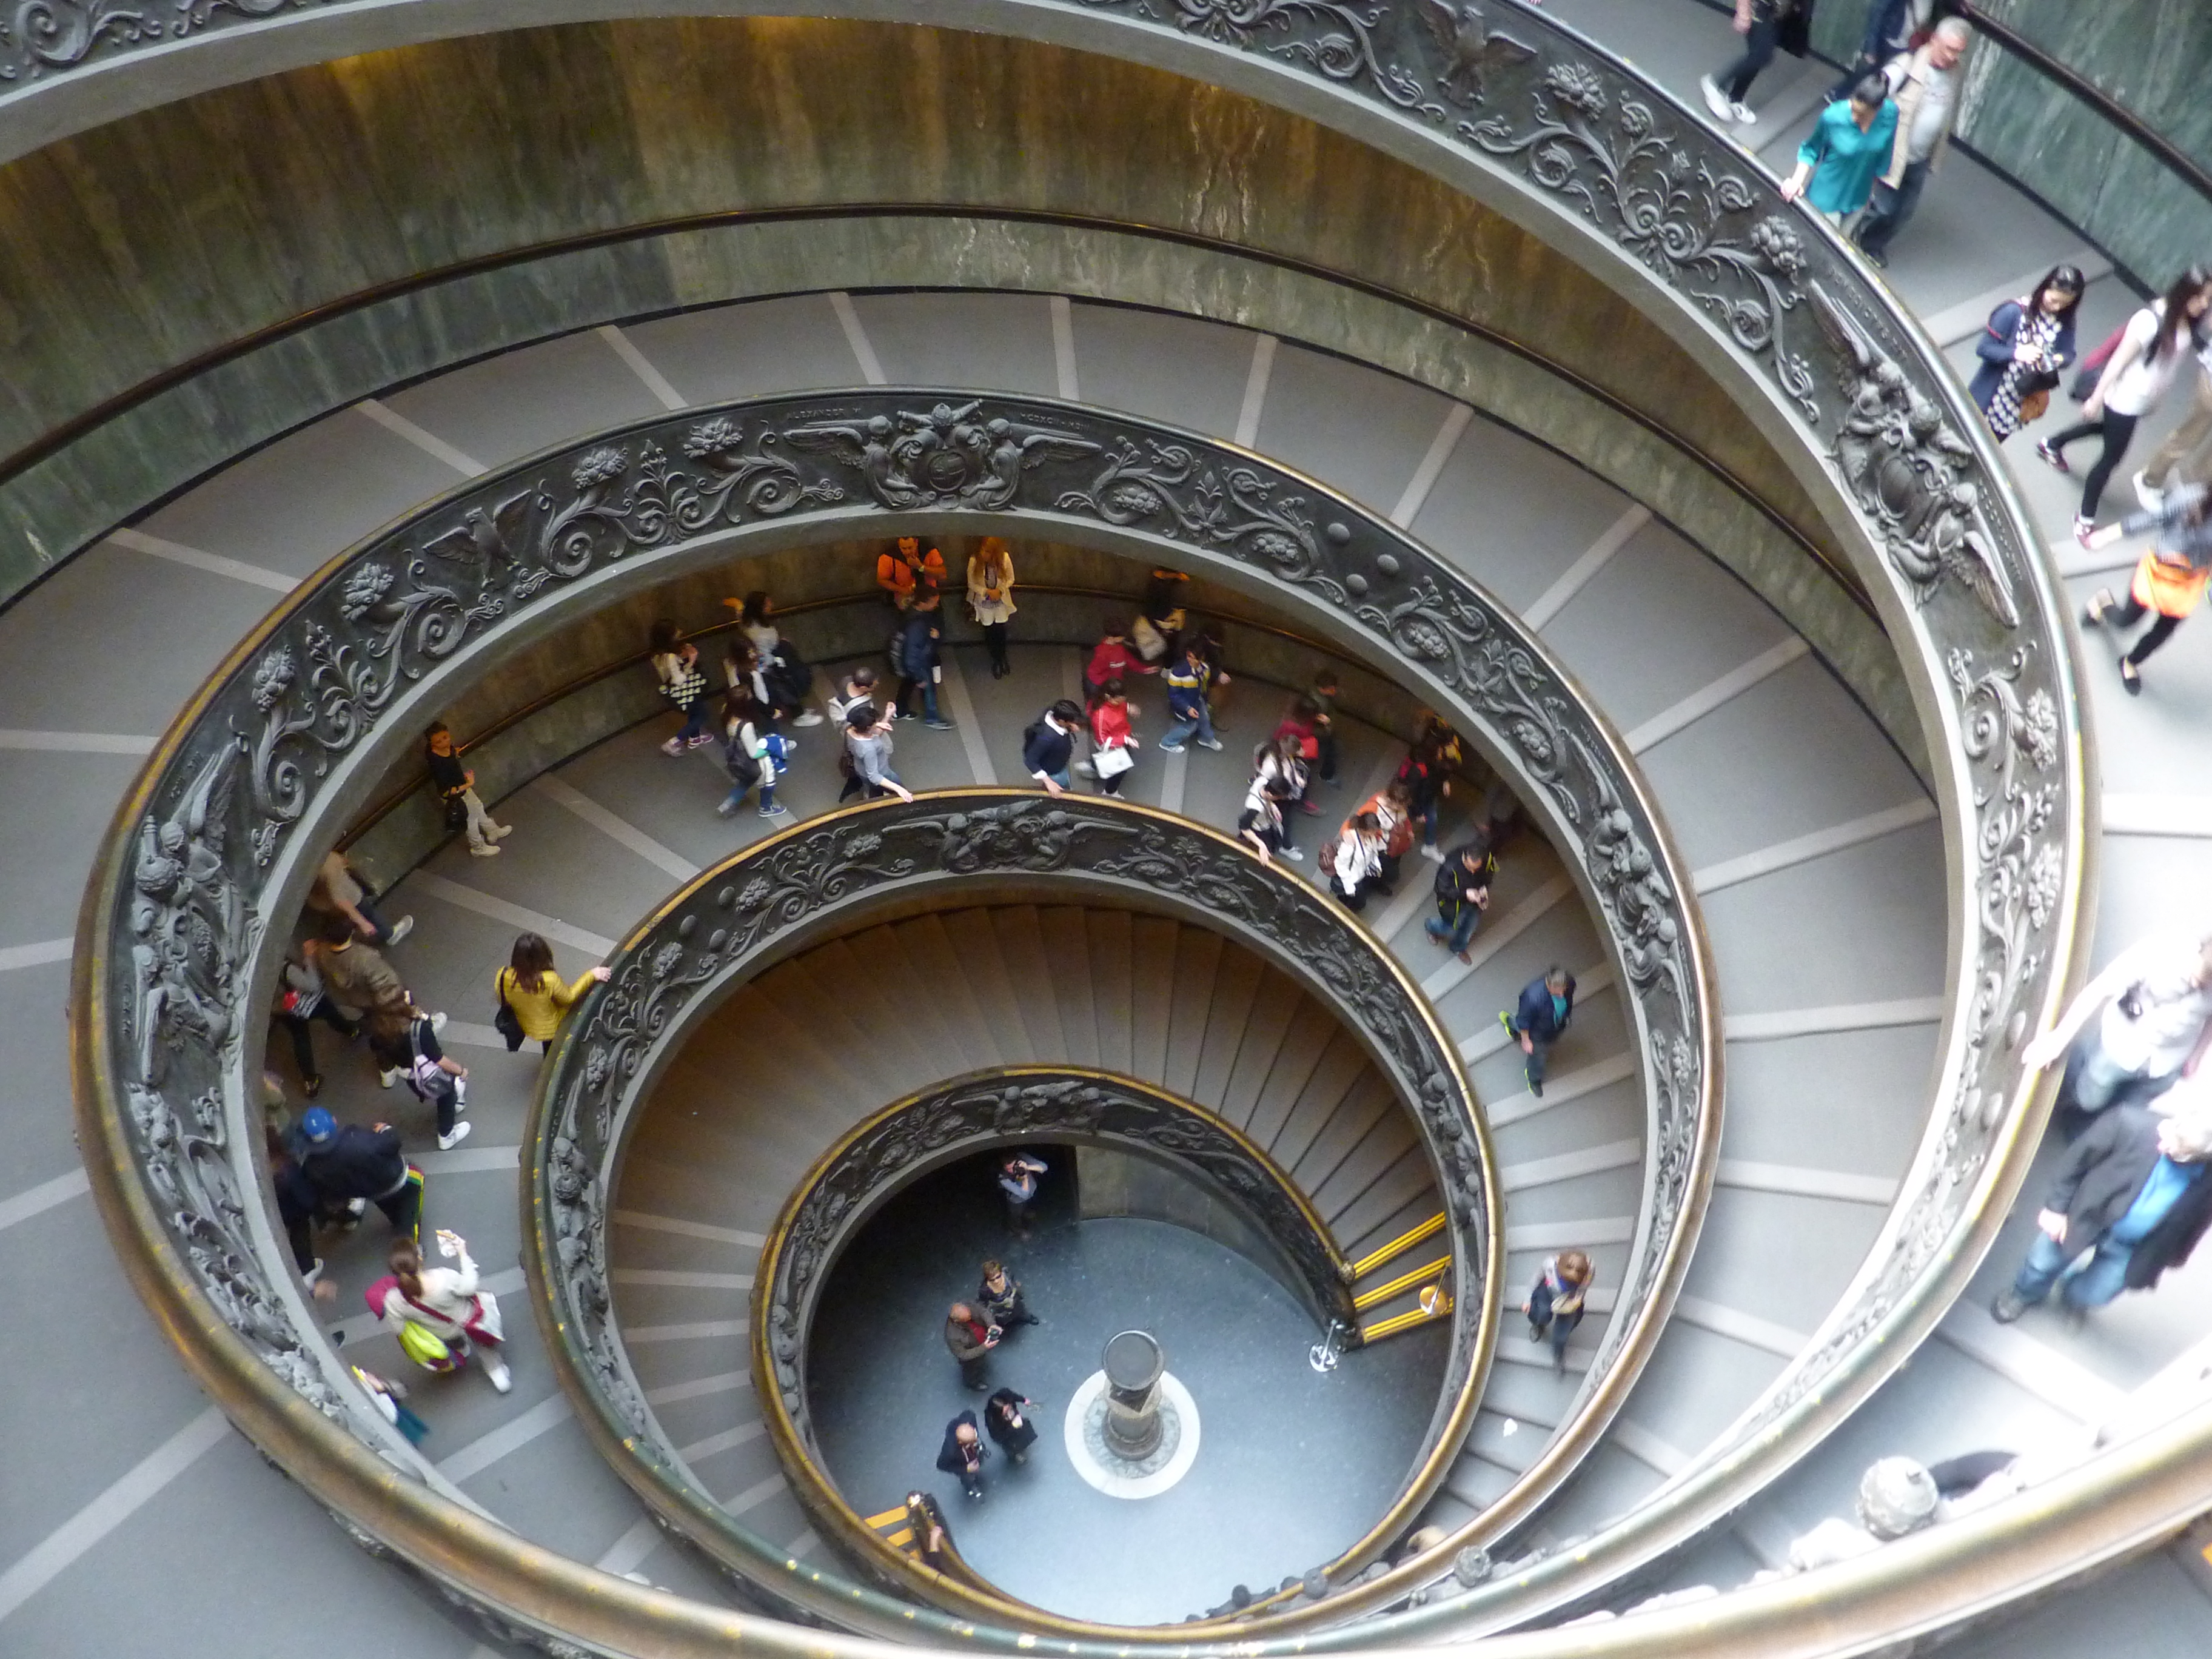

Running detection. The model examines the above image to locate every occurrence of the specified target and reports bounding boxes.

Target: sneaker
[483,1353,512,1393]
[386,916,415,945]
[2121,657,2143,697]
[437,1121,472,1152]
[759,803,790,817]
[429,1011,448,1034]
[346,1197,368,1218]
[1730,102,1757,126]
[488,824,513,841]
[2036,438,2070,474]
[378,1067,400,1089]
[1498,1011,1517,1039]
[1698,74,1731,121]
[2082,588,2116,628]
[1196,736,1224,751]
[469,843,501,857]
[1527,1072,1544,1100]
[1421,844,1446,863]
[1859,242,1889,270]
[716,799,740,817]
[1990,1289,2028,1325]
[1527,1321,1544,1343]
[2134,469,2165,513]
[2073,515,2097,549]
[1455,950,1473,967]
[686,732,716,751]
[1158,741,1187,754]
[1299,800,1323,814]
[1283,845,1305,862]
[1074,760,1095,777]
[926,719,954,731]
[303,1259,325,1289]
[660,737,686,756]
[793,710,826,727]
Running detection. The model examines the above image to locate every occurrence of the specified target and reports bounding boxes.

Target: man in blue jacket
[1157,642,1227,754]
[1501,965,1575,1099]
[292,1105,423,1239]
[894,591,953,730]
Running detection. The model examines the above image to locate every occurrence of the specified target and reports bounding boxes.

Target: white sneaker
[429,1011,448,1034]
[793,709,825,727]
[1698,75,1732,121]
[2134,470,2166,513]
[1074,760,1095,777]
[469,843,501,857]
[386,916,415,945]
[1731,102,1757,126]
[488,823,513,840]
[483,1353,512,1393]
[1284,846,1305,862]
[303,1259,325,1289]
[1421,845,1447,863]
[345,1197,368,1218]
[660,737,685,756]
[1196,737,1224,751]
[378,1067,400,1089]
[437,1121,472,1151]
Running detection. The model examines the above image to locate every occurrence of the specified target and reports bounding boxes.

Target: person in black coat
[1992,1106,2212,1322]
[1501,966,1575,1099]
[982,1389,1040,1463]
[1969,265,2084,442]
[1023,702,1084,796]
[937,1411,989,1499]
[894,592,951,729]
[291,1105,422,1238]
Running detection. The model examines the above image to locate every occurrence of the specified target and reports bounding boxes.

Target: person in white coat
[378,1230,510,1392]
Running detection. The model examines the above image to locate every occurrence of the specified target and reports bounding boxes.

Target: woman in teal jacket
[1781,74,1899,224]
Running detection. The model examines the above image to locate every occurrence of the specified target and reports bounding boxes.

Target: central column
[1101,1330,1166,1460]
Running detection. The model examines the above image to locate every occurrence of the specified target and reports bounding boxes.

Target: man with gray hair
[1854,19,1973,267]
[1992,1104,2212,1322]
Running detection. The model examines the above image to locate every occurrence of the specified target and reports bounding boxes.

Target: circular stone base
[1063,1369,1202,1498]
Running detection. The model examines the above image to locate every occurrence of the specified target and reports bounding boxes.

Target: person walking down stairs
[1089,680,1140,798]
[1158,642,1227,753]
[1023,702,1085,796]
[366,1007,471,1151]
[1425,838,1496,964]
[493,931,612,1056]
[2079,483,2212,695]
[1699,0,1817,129]
[1523,1248,1594,1375]
[649,619,717,755]
[1502,965,1576,1099]
[373,1230,512,1392]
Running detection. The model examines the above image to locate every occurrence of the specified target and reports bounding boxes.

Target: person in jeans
[1158,643,1226,753]
[423,722,509,859]
[649,619,716,754]
[1425,839,1495,963]
[895,591,954,729]
[305,849,412,948]
[999,1151,1047,1238]
[2041,269,2212,546]
[1991,1107,2212,1322]
[1780,75,1899,227]
[2082,484,2212,694]
[840,704,913,803]
[2022,927,2212,1114]
[1502,965,1576,1099]
[366,1007,470,1151]
[1023,700,1084,795]
[1523,1249,1594,1375]
[1698,0,1816,128]
[943,1304,999,1392]
[2136,323,2212,506]
[718,685,789,818]
[1853,21,1970,268]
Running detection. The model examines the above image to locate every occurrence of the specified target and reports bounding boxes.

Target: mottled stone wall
[0,17,1835,602]
[1809,0,2212,284]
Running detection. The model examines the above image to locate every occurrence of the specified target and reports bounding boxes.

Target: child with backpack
[366,1007,469,1151]
[719,685,793,818]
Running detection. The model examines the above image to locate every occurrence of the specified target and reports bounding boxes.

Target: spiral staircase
[5,1,2212,1655]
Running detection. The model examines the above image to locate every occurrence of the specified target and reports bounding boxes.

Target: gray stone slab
[0,960,81,1186]
[0,751,139,942]
[135,403,466,579]
[380,329,665,472]
[1680,1185,1886,1335]
[1252,343,1457,520]
[1068,303,1255,438]
[848,290,1058,396]
[1719,1023,1940,1179]
[623,294,867,405]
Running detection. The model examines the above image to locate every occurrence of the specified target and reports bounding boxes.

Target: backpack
[725,732,763,788]
[406,1021,458,1110]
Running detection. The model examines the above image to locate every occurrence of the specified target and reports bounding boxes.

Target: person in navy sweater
[1501,966,1575,1099]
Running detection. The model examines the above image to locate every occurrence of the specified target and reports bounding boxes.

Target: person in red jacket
[1084,621,1156,709]
[1090,679,1141,797]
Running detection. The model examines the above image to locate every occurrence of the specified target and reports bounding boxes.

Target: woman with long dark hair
[2042,266,2212,545]
[492,931,611,1054]
[1971,264,2084,442]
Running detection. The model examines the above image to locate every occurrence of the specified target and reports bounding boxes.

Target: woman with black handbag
[494,931,611,1054]
[1971,264,2084,442]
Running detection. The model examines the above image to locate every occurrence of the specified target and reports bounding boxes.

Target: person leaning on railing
[1779,73,1899,227]
[2020,925,2212,1118]
[494,931,611,1056]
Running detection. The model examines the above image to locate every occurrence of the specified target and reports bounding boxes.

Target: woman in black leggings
[2082,484,2212,695]
[2041,268,2212,546]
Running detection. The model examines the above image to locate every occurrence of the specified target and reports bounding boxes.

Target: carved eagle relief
[1419,0,1537,103]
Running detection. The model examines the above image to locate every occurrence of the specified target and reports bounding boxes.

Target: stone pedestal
[1101,1330,1165,1460]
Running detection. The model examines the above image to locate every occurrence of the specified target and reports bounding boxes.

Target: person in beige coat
[1853,20,1969,267]
[967,537,1017,678]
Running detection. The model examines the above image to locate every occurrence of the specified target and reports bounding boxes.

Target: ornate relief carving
[763,1072,1359,1447]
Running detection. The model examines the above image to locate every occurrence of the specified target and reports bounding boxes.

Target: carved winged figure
[785,414,919,508]
[422,486,538,590]
[1419,0,1536,104]
[1809,286,2019,629]
[973,416,1102,508]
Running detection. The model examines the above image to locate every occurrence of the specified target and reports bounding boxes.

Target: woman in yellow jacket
[495,932,611,1053]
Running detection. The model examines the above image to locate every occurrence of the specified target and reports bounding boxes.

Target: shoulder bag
[492,967,526,1052]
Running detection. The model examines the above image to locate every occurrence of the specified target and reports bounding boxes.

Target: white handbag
[1094,744,1136,779]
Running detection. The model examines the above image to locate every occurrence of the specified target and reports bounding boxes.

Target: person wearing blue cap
[293,1107,423,1240]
